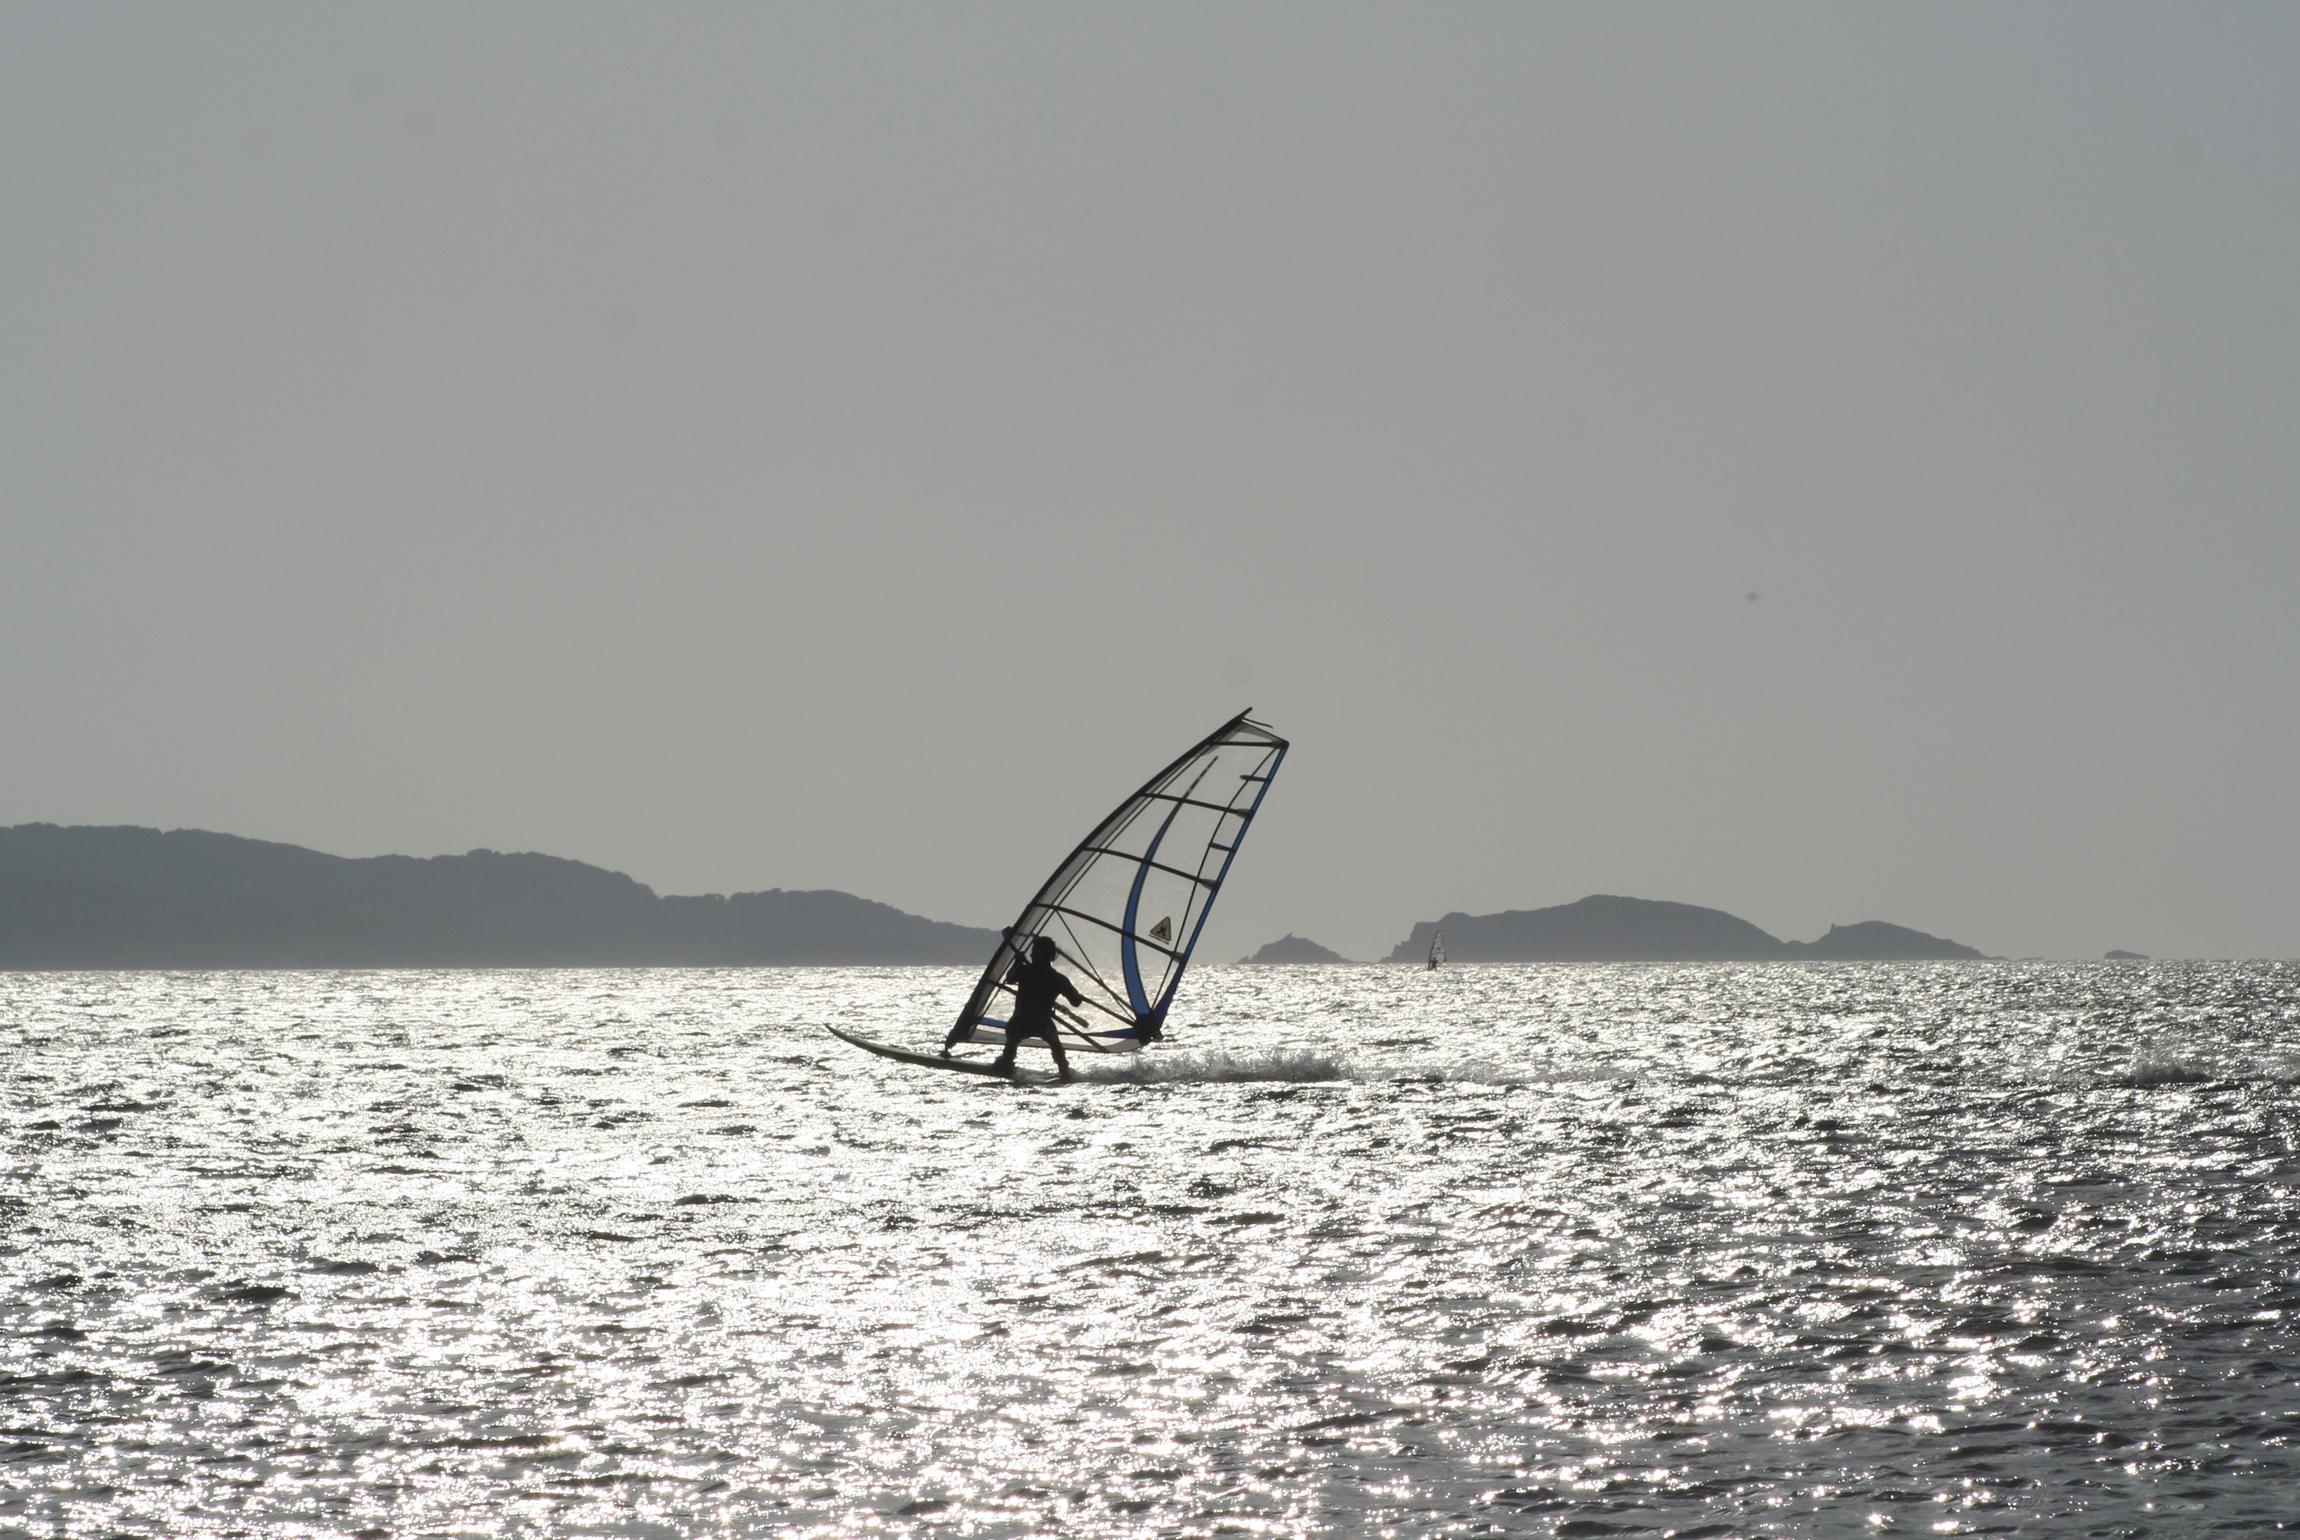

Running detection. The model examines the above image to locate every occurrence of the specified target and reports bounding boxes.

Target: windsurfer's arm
[1058,972,1083,1007]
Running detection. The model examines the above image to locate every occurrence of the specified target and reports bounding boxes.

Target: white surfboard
[825,1024,1063,1086]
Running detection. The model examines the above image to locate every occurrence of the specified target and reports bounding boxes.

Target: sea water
[4,961,2299,1536]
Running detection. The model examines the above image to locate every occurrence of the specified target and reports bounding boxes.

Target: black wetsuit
[995,954,1083,1075]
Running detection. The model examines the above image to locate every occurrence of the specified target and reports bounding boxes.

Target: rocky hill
[1385,895,1982,963]
[0,824,998,968]
[1239,934,1351,964]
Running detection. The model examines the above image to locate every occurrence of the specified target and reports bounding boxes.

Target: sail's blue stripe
[1155,743,1286,1020]
[1120,796,1189,1020]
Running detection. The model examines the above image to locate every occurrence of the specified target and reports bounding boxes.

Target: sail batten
[1136,791,1264,816]
[1033,904,1189,961]
[1072,846,1223,886]
[948,709,1289,1054]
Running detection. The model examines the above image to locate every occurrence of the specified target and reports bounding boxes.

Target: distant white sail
[949,710,1288,1054]
[1427,930,1446,970]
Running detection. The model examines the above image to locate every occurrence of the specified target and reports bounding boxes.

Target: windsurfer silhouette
[944,929,1082,1081]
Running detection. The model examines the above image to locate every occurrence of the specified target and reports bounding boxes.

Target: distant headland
[0,824,998,969]
[1383,896,1985,963]
[1239,934,1352,965]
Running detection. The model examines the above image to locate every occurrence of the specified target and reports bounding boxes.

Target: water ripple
[4,961,2299,1534]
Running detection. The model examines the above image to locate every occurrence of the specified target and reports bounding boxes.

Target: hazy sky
[7,4,2297,961]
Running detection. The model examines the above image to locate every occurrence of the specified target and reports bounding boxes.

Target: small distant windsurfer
[944,929,1081,1081]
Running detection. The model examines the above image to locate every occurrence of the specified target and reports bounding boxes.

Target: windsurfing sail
[1427,930,1446,970]
[946,709,1288,1055]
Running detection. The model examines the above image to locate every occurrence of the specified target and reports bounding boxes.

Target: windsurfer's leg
[993,1025,1023,1073]
[1043,1024,1072,1079]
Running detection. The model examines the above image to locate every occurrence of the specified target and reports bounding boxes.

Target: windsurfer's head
[1031,936,1057,963]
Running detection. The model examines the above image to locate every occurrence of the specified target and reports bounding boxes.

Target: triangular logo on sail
[1148,916,1173,944]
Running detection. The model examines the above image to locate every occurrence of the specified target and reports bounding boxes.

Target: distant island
[2104,949,2148,961]
[0,824,999,969]
[1239,934,1352,965]
[1384,895,1984,963]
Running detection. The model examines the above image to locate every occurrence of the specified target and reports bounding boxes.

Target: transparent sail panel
[950,710,1288,1054]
